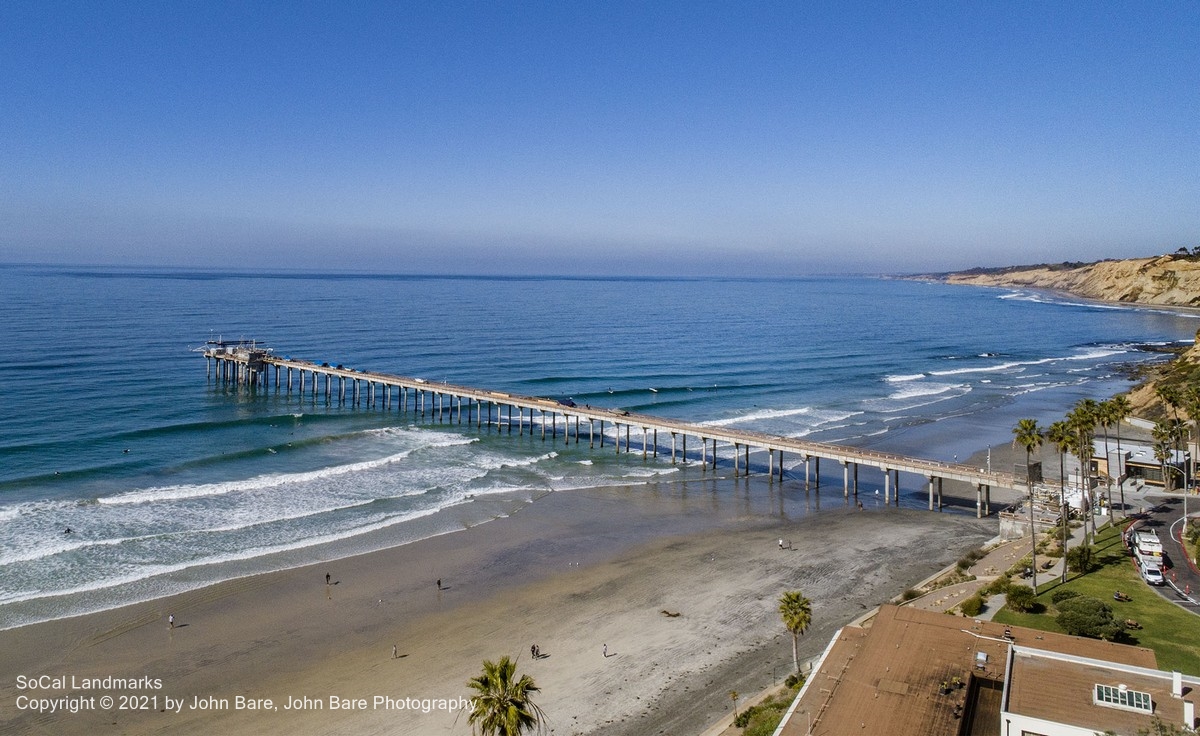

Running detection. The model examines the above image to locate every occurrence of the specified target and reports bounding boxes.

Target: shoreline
[0,474,1011,736]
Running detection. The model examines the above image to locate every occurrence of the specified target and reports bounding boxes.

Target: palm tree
[1068,401,1098,541]
[1013,418,1044,589]
[1097,399,1116,511]
[1182,386,1200,491]
[1107,394,1133,516]
[1157,383,1182,423]
[1154,426,1176,493]
[1153,419,1187,493]
[779,590,813,674]
[466,656,546,736]
[1046,420,1074,582]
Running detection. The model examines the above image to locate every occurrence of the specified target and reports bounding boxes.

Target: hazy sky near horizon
[1,2,1197,276]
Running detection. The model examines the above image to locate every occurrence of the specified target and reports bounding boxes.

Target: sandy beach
[0,473,1014,736]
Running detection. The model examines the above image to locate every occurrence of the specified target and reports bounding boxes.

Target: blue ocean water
[0,265,1195,629]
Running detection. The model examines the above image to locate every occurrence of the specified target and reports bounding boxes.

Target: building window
[1094,684,1153,713]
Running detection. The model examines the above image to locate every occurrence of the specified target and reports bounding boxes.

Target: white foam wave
[927,346,1126,378]
[887,383,967,400]
[0,504,448,611]
[100,436,477,506]
[1010,380,1078,396]
[497,451,558,469]
[700,406,814,427]
[885,373,925,383]
[1066,346,1126,361]
[999,290,1200,319]
[620,465,682,478]
[0,530,164,567]
[929,361,1027,376]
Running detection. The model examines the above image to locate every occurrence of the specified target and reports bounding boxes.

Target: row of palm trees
[1153,382,1200,492]
[1013,395,1134,587]
[465,590,814,735]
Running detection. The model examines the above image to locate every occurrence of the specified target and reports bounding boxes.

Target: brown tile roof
[779,605,1161,736]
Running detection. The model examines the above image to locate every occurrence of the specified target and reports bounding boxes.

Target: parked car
[1138,560,1166,586]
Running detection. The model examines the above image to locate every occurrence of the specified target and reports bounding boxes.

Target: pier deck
[202,341,1023,516]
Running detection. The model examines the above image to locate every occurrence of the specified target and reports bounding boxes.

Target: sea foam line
[0,504,449,613]
[100,436,477,506]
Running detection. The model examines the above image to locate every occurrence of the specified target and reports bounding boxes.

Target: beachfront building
[1092,440,1190,490]
[773,605,1199,736]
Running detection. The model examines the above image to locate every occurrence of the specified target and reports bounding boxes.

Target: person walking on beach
[603,643,608,658]
[531,644,537,659]
[168,614,174,629]
[392,644,398,659]
[325,572,331,585]
[779,538,784,550]
[436,578,442,591]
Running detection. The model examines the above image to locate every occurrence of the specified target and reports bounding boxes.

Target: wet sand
[0,475,1008,736]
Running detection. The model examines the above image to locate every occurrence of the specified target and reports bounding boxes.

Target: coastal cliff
[1125,330,1200,422]
[938,254,1200,308]
[923,254,1200,422]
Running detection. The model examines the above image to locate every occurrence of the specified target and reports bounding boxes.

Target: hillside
[1125,332,1200,422]
[934,254,1200,308]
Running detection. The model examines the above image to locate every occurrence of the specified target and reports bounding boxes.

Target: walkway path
[904,515,1099,620]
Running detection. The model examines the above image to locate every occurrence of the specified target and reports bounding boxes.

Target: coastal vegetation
[992,524,1200,674]
[466,656,545,736]
[733,681,804,736]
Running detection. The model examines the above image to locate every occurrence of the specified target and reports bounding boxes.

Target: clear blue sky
[1,1,1196,276]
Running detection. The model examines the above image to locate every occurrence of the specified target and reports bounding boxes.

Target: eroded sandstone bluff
[930,254,1200,308]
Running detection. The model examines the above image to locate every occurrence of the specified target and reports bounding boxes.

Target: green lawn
[993,522,1200,674]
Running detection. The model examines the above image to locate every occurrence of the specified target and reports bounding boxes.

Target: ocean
[1,265,1195,630]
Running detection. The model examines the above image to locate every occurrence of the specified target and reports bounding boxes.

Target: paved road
[1128,495,1200,610]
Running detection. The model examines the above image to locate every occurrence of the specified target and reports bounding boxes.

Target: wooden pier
[202,340,1022,517]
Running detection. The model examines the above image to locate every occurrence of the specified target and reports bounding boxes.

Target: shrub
[1066,545,1095,573]
[1055,595,1121,640]
[1051,589,1081,606]
[1007,555,1033,577]
[735,681,803,734]
[981,575,1012,597]
[956,549,986,570]
[1006,584,1037,613]
[959,595,985,617]
[744,713,786,736]
[900,588,922,601]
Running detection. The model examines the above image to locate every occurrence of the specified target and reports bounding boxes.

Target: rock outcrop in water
[928,254,1200,308]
